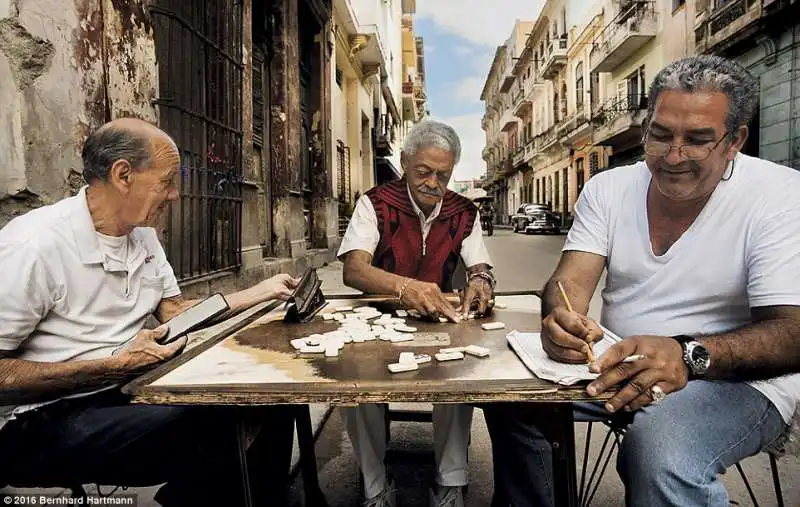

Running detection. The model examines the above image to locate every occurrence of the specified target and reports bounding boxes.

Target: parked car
[511,204,560,234]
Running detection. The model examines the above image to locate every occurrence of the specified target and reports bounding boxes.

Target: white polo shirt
[338,185,493,268]
[0,186,181,430]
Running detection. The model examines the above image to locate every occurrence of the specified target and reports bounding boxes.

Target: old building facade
[480,0,701,225]
[0,0,425,296]
[696,0,800,168]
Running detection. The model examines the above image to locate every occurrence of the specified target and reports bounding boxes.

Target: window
[672,0,686,12]
[590,151,600,175]
[576,158,585,195]
[336,68,343,88]
[575,62,584,111]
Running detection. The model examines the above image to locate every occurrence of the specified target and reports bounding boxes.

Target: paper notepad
[506,326,622,386]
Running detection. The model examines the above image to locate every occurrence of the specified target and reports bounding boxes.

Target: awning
[461,187,488,200]
[376,157,402,184]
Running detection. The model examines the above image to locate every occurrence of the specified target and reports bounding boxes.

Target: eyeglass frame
[641,127,732,161]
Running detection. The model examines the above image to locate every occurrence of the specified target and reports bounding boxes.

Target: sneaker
[428,485,465,507]
[363,479,397,507]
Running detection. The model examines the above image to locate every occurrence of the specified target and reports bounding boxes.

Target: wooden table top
[123,293,606,405]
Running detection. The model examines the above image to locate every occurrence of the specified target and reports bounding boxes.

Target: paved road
[295,230,799,506]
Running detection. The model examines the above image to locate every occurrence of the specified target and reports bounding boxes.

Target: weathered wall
[0,0,82,225]
[0,0,157,227]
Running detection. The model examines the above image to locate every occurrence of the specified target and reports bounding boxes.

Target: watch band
[671,334,694,345]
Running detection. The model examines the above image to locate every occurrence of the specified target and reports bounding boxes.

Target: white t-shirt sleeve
[0,242,56,350]
[337,195,380,259]
[460,217,494,268]
[747,207,800,308]
[562,177,609,257]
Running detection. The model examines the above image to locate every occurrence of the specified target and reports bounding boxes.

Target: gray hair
[647,55,759,138]
[401,120,461,164]
[81,126,152,184]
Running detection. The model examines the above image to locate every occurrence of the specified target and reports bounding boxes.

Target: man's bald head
[81,118,177,184]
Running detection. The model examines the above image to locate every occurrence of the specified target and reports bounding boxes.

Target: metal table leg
[236,419,254,507]
[294,405,329,506]
[532,402,578,507]
[548,404,578,507]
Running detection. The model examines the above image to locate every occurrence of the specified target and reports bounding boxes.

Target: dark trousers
[0,389,295,507]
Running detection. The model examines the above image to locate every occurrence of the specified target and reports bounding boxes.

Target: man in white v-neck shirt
[487,56,800,507]
[0,118,302,506]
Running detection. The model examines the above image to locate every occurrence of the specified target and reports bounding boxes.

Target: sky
[414,0,544,183]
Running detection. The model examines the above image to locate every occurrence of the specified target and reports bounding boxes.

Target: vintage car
[511,203,561,234]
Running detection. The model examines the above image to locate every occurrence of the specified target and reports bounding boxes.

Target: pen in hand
[556,281,596,363]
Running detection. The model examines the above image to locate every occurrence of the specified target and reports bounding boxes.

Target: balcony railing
[591,93,649,145]
[710,0,748,36]
[696,0,761,53]
[540,37,568,80]
[592,94,647,124]
[590,1,657,73]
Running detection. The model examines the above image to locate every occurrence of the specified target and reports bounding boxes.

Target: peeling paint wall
[0,0,157,226]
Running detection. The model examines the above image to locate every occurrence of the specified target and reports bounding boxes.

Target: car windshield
[524,205,547,214]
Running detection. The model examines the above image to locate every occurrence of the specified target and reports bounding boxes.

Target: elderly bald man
[0,118,298,506]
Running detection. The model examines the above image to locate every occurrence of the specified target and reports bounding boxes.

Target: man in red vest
[338,120,495,507]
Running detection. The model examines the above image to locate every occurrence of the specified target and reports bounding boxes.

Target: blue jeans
[0,389,295,507]
[484,380,786,507]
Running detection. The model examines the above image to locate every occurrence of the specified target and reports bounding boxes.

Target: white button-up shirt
[0,186,181,430]
[338,184,493,268]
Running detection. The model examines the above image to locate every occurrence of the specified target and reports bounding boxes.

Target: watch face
[688,342,710,374]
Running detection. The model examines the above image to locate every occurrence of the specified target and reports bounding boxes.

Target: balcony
[540,38,568,80]
[538,126,560,151]
[402,81,423,122]
[512,145,527,167]
[695,0,762,54]
[513,88,533,118]
[499,68,516,93]
[590,1,657,73]
[591,94,649,147]
[500,110,519,133]
[374,113,396,156]
[560,110,592,145]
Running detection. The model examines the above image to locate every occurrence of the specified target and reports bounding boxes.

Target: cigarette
[622,354,647,363]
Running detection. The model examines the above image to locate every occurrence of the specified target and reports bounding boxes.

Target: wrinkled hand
[117,325,186,372]
[459,277,493,318]
[252,274,301,302]
[402,279,461,322]
[541,307,604,364]
[586,335,689,413]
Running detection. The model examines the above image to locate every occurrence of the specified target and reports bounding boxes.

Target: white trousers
[343,403,474,498]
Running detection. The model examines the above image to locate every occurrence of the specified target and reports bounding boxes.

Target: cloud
[430,113,486,181]
[452,46,474,58]
[453,76,486,102]
[417,0,544,47]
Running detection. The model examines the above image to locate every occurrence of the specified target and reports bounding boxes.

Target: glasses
[643,130,729,161]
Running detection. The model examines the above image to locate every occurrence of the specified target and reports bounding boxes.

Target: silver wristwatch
[672,335,711,379]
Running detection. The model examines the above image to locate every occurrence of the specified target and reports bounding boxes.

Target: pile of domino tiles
[288,305,419,357]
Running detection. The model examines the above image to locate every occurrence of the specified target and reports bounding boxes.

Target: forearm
[0,355,134,405]
[343,260,408,296]
[700,318,800,381]
[542,276,593,318]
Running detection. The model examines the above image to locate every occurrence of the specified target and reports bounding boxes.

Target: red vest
[367,180,477,291]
